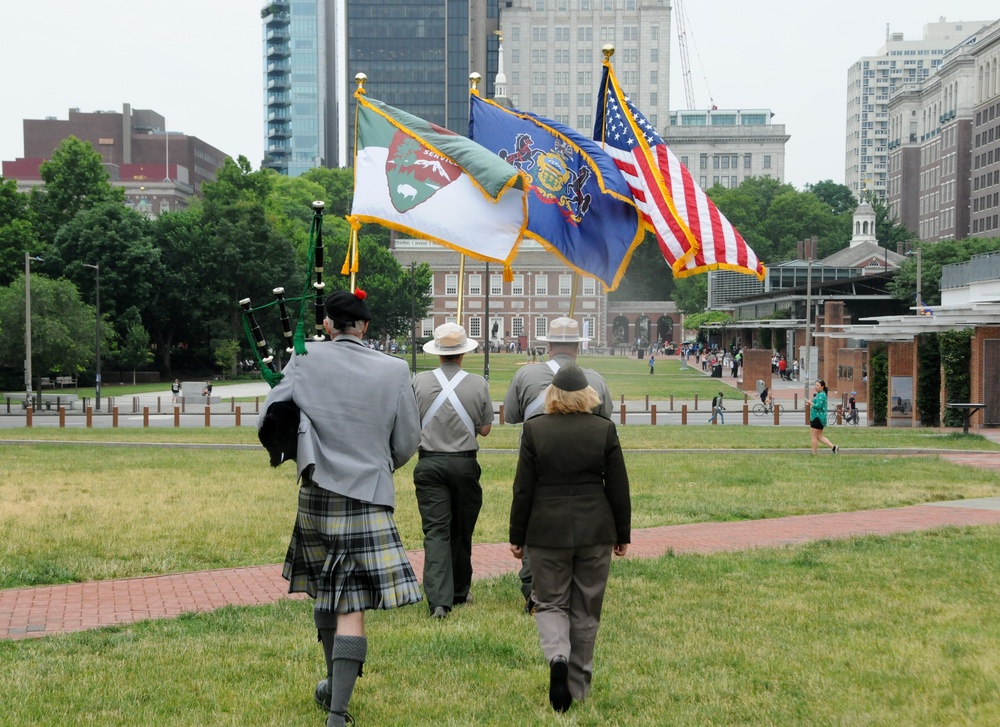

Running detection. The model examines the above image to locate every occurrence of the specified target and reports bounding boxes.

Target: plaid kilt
[283,481,423,614]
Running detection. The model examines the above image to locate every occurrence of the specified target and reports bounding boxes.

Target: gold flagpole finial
[469,72,482,91]
[355,73,368,92]
[602,44,615,61]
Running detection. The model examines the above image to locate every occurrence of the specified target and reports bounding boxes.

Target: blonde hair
[544,383,601,415]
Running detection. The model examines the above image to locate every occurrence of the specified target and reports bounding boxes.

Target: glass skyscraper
[262,0,498,175]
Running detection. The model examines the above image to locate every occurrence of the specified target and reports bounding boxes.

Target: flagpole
[350,72,368,292]
[457,254,466,323]
[569,272,579,318]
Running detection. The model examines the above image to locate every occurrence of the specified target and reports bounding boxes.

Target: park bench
[175,381,222,405]
[3,392,79,410]
[39,377,54,388]
[55,376,76,388]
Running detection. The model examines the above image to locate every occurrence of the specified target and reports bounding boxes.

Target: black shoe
[315,678,331,711]
[832,445,839,454]
[548,659,572,713]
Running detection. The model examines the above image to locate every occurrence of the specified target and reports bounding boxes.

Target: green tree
[672,274,707,314]
[301,166,355,219]
[0,178,40,286]
[29,137,124,245]
[47,202,161,341]
[887,237,1000,305]
[199,156,301,349]
[608,231,675,300]
[323,234,433,343]
[117,309,154,385]
[0,274,108,389]
[145,207,213,374]
[805,180,857,216]
[212,339,241,380]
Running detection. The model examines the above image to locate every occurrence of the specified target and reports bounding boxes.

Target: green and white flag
[350,93,528,271]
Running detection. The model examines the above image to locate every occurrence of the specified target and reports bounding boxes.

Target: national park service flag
[350,93,529,271]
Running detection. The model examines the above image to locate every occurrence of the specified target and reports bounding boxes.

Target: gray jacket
[261,335,420,508]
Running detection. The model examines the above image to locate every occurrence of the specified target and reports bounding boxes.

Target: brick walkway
[3,450,999,641]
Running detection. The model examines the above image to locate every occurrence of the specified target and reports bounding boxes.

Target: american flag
[594,62,766,280]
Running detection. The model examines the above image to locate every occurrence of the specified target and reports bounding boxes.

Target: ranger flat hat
[537,317,591,343]
[423,322,479,355]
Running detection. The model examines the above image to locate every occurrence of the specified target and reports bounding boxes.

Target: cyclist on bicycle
[759,387,775,412]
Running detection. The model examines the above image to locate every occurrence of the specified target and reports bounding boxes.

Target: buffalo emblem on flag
[386,132,461,213]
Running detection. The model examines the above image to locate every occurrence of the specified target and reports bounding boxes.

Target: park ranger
[412,323,494,619]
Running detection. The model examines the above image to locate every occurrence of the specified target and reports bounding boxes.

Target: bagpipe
[239,200,332,388]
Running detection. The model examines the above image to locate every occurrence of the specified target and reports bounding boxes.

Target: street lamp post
[82,263,101,411]
[24,253,43,407]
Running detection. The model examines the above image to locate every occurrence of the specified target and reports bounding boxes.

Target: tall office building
[885,18,1000,242]
[501,0,670,135]
[261,0,500,175]
[845,18,990,200]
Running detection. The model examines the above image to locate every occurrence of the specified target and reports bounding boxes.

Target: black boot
[315,627,336,711]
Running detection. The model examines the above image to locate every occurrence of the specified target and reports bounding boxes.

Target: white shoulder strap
[421,368,476,435]
[523,359,561,420]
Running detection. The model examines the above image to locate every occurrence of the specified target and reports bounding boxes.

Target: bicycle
[752,402,780,417]
[842,408,860,426]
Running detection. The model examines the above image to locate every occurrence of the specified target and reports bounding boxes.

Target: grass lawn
[1,428,998,589]
[2,527,1000,725]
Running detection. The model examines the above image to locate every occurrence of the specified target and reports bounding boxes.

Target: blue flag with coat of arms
[469,92,643,291]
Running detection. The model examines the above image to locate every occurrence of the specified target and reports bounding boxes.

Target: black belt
[419,450,477,459]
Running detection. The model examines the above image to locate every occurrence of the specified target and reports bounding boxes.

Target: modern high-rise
[261,0,500,175]
[845,18,990,200]
[500,0,670,135]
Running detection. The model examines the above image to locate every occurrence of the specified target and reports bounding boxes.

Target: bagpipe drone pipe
[239,200,330,389]
[243,200,330,466]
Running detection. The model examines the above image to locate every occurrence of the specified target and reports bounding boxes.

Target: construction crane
[673,0,713,110]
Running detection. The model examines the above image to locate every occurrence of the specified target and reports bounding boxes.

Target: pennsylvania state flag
[469,92,642,291]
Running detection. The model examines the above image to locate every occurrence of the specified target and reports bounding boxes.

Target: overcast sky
[1,1,997,191]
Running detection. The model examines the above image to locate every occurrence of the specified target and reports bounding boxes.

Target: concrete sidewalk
[4,447,1000,641]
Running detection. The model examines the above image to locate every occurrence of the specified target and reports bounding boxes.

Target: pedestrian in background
[809,379,839,455]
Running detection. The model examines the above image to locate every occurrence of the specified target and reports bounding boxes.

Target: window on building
[512,274,524,295]
[721,156,730,169]
[535,274,548,295]
[700,176,707,187]
[559,274,572,295]
[650,70,657,85]
[650,47,658,63]
[582,277,596,295]
[535,0,545,10]
[650,25,658,41]
[468,274,481,296]
[577,114,589,127]
[445,274,457,296]
[511,26,519,41]
[512,317,524,337]
[578,26,592,42]
[649,92,657,105]
[744,154,751,169]
[535,317,548,339]
[680,155,689,168]
[491,274,503,295]
[469,317,481,338]
[531,27,547,42]
[713,156,720,169]
[583,318,595,339]
[422,318,434,337]
[700,154,708,169]
[763,155,772,169]
[580,0,590,8]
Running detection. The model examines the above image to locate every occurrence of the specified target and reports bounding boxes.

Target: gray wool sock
[327,635,367,727]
